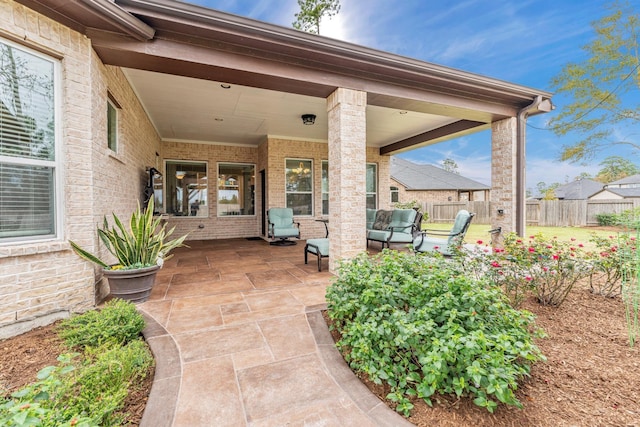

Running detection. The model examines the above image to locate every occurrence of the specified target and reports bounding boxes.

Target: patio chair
[366,208,419,249]
[267,208,300,246]
[413,210,475,256]
[304,238,329,271]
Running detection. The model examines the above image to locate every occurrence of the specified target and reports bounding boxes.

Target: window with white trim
[366,163,377,209]
[0,39,60,243]
[321,160,329,215]
[390,186,399,203]
[164,160,208,217]
[107,96,119,152]
[285,158,313,215]
[218,163,255,216]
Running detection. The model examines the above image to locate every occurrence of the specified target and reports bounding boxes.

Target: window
[0,39,60,243]
[163,160,207,216]
[390,186,399,203]
[366,163,377,209]
[107,96,118,152]
[321,161,329,215]
[218,163,255,216]
[285,159,313,215]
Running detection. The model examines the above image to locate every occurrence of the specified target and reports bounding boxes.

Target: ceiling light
[301,114,316,125]
[220,84,231,89]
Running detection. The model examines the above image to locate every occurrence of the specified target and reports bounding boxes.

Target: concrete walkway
[136,238,412,426]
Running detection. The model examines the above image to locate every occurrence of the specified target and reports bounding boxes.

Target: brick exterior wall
[491,117,518,242]
[0,0,162,335]
[327,88,368,271]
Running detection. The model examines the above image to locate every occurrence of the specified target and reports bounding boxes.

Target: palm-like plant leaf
[69,198,188,269]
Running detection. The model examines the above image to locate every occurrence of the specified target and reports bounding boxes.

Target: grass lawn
[422,223,634,249]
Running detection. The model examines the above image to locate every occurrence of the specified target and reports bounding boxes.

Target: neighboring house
[605,174,640,189]
[390,157,490,203]
[590,188,640,200]
[0,0,552,332]
[590,174,640,200]
[553,179,604,200]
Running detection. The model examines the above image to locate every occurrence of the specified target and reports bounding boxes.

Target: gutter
[80,0,155,41]
[516,95,553,235]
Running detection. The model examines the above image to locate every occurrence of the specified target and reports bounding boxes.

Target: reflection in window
[164,161,207,216]
[218,163,255,216]
[285,159,312,215]
[366,163,377,209]
[0,39,58,242]
[321,161,329,215]
[107,97,118,152]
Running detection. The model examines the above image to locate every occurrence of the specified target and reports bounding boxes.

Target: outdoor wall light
[301,114,316,125]
[497,208,505,215]
[175,171,186,180]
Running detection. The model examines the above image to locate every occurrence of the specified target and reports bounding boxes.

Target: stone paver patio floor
[137,238,411,426]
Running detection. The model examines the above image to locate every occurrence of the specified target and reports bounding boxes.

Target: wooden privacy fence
[420,199,640,226]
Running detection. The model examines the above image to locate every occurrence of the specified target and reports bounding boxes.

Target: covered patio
[138,238,412,425]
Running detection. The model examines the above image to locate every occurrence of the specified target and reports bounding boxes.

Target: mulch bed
[326,280,640,426]
[0,321,154,426]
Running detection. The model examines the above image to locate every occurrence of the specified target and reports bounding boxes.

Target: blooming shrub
[587,233,637,297]
[326,250,545,415]
[478,233,591,307]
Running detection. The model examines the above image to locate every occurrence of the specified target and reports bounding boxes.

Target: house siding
[0,0,162,334]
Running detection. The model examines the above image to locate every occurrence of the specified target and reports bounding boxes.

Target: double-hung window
[366,163,377,209]
[285,159,313,215]
[321,160,329,215]
[0,39,60,243]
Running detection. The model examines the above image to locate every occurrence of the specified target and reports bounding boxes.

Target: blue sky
[189,0,635,190]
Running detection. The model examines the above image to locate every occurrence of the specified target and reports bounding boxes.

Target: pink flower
[529,235,535,239]
[611,247,617,252]
[516,239,522,243]
[525,276,533,281]
[528,247,535,253]
[477,240,483,245]
[578,243,584,248]
[491,261,501,268]
[434,246,439,250]
[498,271,504,275]
[543,267,549,272]
[570,247,576,251]
[546,245,553,249]
[571,237,576,241]
[552,254,559,260]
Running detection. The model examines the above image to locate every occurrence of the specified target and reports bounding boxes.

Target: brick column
[491,117,518,245]
[327,88,367,272]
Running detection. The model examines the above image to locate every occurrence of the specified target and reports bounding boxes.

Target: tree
[536,181,560,200]
[549,1,640,163]
[441,158,460,174]
[574,172,593,181]
[292,0,341,35]
[594,155,639,183]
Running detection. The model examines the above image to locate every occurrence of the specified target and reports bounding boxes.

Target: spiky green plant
[70,198,187,270]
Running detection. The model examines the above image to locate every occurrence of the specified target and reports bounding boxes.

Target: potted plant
[70,198,187,303]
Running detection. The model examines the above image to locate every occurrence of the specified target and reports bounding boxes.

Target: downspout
[516,95,542,236]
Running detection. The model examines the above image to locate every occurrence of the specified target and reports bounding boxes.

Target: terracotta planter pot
[103,265,160,303]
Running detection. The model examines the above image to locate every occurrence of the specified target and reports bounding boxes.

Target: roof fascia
[115,0,552,109]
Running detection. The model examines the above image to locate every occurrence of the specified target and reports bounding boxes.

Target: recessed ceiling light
[220,84,231,89]
[399,111,408,115]
[214,118,224,122]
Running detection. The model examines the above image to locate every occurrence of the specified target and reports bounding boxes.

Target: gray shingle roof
[390,157,490,191]
[607,173,640,186]
[554,179,603,200]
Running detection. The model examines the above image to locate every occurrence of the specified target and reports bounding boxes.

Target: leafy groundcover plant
[0,300,153,427]
[326,250,545,415]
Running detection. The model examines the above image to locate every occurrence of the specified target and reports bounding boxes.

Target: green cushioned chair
[366,208,419,249]
[305,238,329,271]
[413,210,475,256]
[267,208,300,246]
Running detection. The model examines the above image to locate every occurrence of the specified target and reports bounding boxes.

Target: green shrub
[0,301,153,426]
[596,212,618,226]
[59,299,145,348]
[327,250,545,415]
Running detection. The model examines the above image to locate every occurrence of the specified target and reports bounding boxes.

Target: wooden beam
[380,120,487,155]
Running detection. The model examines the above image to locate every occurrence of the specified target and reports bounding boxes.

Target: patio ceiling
[122,68,460,148]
